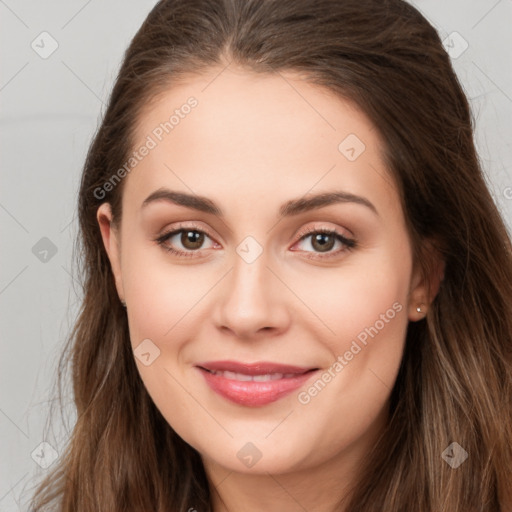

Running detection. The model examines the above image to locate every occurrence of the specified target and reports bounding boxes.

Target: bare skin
[98,64,442,512]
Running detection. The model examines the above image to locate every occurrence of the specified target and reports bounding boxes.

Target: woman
[30,0,512,510]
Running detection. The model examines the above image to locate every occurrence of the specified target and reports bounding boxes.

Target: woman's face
[98,66,429,478]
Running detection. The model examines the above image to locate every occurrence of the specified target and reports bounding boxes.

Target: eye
[155,223,218,258]
[292,226,356,260]
[154,223,357,260]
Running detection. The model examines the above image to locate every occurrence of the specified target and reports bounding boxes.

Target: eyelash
[154,222,357,260]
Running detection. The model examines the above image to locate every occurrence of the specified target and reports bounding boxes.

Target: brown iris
[181,230,205,250]
[311,232,336,253]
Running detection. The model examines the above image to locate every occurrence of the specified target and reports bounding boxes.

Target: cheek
[331,265,409,355]
[299,239,412,403]
[122,253,204,429]
[122,237,217,345]
[296,242,412,354]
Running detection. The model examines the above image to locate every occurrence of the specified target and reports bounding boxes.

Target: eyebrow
[141,187,378,217]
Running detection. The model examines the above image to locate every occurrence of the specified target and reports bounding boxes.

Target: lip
[196,360,318,407]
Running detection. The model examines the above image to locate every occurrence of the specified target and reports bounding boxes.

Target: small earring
[416,304,426,314]
[121,300,126,308]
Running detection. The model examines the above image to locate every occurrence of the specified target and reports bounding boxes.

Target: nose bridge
[232,247,270,299]
[214,237,289,336]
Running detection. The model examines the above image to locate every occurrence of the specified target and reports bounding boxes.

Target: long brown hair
[30,0,512,510]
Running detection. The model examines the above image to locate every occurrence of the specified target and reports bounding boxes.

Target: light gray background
[1,1,511,510]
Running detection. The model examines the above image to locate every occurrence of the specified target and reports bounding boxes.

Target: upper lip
[197,360,317,375]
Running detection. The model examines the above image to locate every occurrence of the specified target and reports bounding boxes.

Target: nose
[213,252,291,340]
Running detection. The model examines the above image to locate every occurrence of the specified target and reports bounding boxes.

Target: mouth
[195,360,319,407]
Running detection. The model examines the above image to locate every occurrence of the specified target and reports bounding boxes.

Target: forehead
[125,66,399,218]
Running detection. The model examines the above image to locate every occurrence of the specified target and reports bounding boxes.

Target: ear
[407,240,445,322]
[97,203,125,303]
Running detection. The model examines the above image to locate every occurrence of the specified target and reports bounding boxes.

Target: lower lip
[197,367,317,407]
